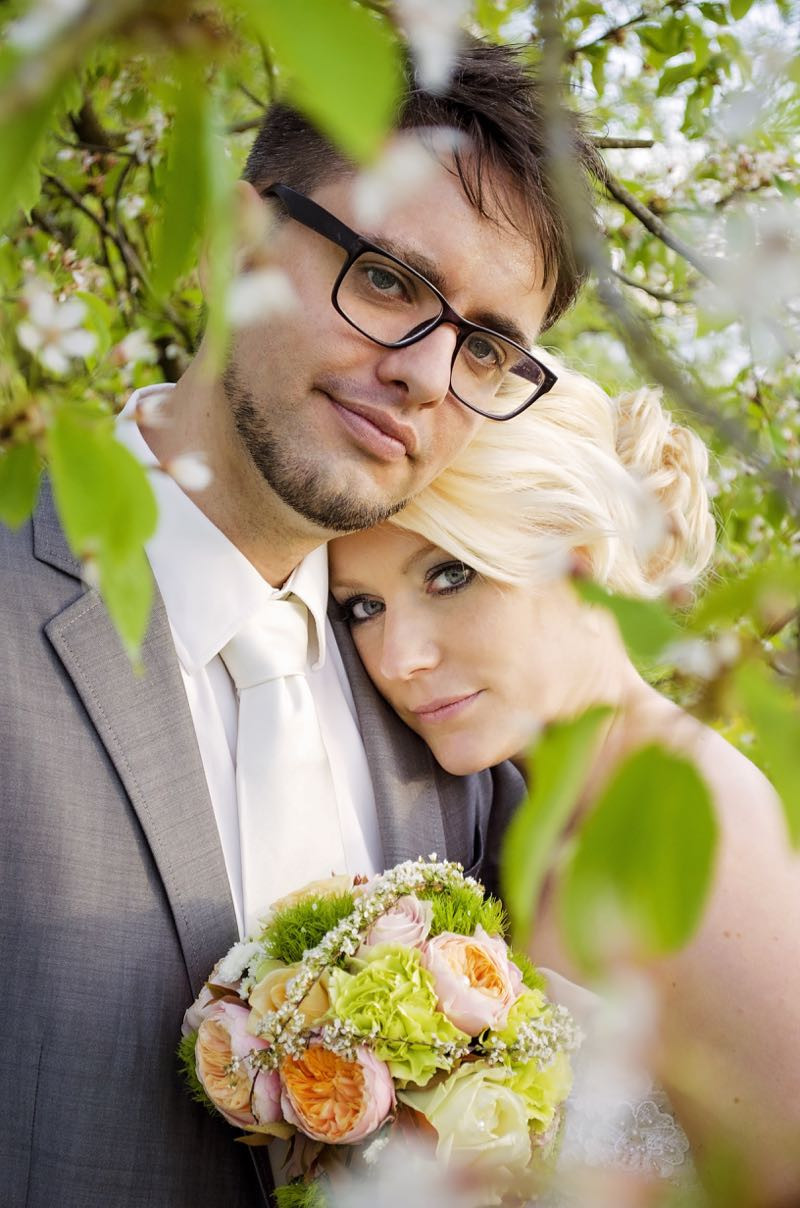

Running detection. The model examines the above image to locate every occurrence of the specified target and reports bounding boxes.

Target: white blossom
[394,0,470,91]
[133,388,172,429]
[227,267,299,329]
[120,194,146,221]
[16,281,96,376]
[353,133,462,226]
[6,0,87,51]
[116,329,159,367]
[165,452,213,492]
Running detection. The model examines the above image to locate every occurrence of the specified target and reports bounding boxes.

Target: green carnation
[329,944,468,1086]
[508,1050,572,1132]
[495,989,548,1047]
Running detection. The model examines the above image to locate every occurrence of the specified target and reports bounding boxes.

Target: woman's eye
[342,596,384,624]
[427,562,476,593]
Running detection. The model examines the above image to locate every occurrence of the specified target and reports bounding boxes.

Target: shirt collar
[116,385,329,673]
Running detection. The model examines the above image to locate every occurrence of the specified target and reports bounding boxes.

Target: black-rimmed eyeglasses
[263,183,557,421]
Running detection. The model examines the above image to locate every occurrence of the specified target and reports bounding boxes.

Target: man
[1,40,598,1208]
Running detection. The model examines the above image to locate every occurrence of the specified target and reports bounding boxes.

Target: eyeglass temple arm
[263,183,363,256]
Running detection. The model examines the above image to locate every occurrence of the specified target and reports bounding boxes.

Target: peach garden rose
[280,1043,395,1144]
[195,999,282,1131]
[423,925,524,1035]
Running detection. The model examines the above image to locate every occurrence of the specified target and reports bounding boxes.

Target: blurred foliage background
[1,0,799,1041]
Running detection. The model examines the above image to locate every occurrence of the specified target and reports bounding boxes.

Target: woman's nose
[378,612,441,682]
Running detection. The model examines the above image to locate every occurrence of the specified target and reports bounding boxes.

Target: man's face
[222,151,554,534]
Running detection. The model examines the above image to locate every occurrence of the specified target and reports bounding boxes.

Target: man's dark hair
[243,39,602,331]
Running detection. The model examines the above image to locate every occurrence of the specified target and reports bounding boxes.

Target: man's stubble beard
[223,363,408,534]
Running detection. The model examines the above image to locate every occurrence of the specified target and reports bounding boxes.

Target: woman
[328,357,800,1202]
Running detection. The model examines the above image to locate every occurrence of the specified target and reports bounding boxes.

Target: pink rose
[423,926,523,1036]
[280,1043,395,1144]
[358,895,433,955]
[195,999,282,1131]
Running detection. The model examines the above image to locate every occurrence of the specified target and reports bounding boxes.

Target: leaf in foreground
[560,744,718,972]
[501,706,611,950]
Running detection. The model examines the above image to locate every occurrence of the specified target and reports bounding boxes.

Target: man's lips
[411,691,484,724]
[322,391,419,460]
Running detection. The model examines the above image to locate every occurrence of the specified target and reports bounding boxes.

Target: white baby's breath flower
[394,0,470,91]
[16,281,96,375]
[227,268,299,329]
[6,0,86,51]
[165,452,213,492]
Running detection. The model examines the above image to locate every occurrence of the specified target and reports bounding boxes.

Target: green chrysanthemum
[329,944,468,1086]
[496,989,548,1045]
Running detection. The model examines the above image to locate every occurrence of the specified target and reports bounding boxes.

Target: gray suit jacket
[0,483,524,1208]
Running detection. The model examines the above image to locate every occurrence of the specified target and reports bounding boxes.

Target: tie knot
[221,598,311,690]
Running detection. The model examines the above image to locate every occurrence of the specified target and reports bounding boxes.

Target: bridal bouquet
[180,859,580,1206]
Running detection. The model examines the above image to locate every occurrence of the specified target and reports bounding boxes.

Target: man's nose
[374,323,458,408]
[378,610,440,682]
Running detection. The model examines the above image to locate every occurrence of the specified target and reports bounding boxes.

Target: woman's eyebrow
[363,235,531,348]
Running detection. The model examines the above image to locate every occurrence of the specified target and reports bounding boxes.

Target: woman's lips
[411,691,484,724]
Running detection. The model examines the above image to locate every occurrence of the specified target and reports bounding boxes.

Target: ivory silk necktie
[221,597,346,935]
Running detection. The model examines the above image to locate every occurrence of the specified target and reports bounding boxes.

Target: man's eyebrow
[362,234,533,351]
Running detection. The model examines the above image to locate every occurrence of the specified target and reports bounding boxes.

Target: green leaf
[560,745,718,970]
[657,60,697,96]
[731,662,800,847]
[575,579,680,660]
[76,290,113,363]
[729,0,756,18]
[0,441,42,527]
[235,0,402,162]
[501,707,611,949]
[0,78,66,231]
[47,407,157,657]
[152,59,212,297]
[690,559,800,633]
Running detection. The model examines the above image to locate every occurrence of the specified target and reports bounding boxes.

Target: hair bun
[614,387,716,592]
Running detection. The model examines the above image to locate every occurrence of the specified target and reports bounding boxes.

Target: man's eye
[343,596,384,624]
[427,562,476,593]
[363,264,411,300]
[464,333,505,368]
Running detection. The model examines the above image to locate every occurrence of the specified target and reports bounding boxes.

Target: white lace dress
[542,968,695,1202]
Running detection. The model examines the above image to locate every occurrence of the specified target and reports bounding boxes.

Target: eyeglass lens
[337,250,546,419]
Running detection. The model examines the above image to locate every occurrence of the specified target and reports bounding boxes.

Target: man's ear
[198,180,275,298]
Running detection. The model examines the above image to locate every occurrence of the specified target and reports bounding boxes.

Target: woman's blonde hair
[394,354,716,598]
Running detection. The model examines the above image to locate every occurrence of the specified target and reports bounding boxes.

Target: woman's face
[329,524,614,775]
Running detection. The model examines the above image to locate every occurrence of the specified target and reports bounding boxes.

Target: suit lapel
[330,609,448,866]
[34,482,237,995]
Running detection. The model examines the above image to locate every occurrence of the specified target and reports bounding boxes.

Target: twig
[594,137,655,149]
[612,268,689,304]
[571,0,686,56]
[42,172,195,348]
[227,118,262,135]
[236,83,266,110]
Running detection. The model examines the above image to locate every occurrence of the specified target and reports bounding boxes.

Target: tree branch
[602,169,720,282]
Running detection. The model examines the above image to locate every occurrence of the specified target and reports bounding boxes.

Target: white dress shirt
[116,384,383,936]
